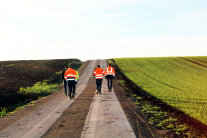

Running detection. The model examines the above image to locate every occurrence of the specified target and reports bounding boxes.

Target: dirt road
[81,60,136,138]
[0,59,163,138]
[0,60,96,138]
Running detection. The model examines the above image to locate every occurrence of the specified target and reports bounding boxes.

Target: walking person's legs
[96,79,102,94]
[68,80,72,99]
[99,79,103,94]
[109,78,113,91]
[107,77,110,91]
[74,81,76,95]
[64,80,67,96]
[97,84,100,93]
[72,80,75,99]
[96,79,99,94]
[107,75,113,92]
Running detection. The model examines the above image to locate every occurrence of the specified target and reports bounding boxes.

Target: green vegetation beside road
[0,107,7,118]
[114,56,207,125]
[19,80,58,99]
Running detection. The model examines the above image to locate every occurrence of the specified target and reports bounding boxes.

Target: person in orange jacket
[64,66,77,99]
[93,65,105,94]
[104,63,115,92]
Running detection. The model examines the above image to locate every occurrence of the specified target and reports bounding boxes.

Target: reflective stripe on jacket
[105,66,115,76]
[64,68,77,81]
[93,67,104,79]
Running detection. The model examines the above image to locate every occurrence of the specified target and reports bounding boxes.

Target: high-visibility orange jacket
[93,67,105,79]
[105,66,115,76]
[64,68,77,81]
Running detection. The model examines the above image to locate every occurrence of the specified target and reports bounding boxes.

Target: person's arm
[104,68,107,76]
[64,70,68,80]
[102,69,105,78]
[77,72,79,80]
[62,71,64,80]
[101,69,104,75]
[93,69,96,76]
[74,70,77,80]
[112,68,115,76]
[76,71,79,81]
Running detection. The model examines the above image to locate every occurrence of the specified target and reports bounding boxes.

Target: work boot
[72,94,74,99]
[69,94,72,99]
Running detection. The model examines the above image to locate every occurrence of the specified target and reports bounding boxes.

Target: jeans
[63,80,67,96]
[106,75,113,90]
[67,80,76,98]
[96,79,103,92]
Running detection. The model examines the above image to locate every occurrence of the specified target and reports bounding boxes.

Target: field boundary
[111,59,207,137]
[179,57,207,68]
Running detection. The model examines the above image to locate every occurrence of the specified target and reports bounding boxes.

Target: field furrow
[114,56,207,125]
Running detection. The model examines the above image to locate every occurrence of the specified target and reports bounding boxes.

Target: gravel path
[81,60,136,138]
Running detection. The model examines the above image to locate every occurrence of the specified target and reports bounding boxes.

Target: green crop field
[114,56,207,125]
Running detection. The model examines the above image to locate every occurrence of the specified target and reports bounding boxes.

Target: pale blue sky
[0,0,207,61]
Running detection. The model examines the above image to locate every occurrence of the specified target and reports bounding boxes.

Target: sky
[0,0,207,61]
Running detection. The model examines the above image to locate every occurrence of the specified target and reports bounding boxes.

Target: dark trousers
[106,75,113,90]
[67,80,75,97]
[63,80,67,96]
[74,81,77,94]
[96,79,103,92]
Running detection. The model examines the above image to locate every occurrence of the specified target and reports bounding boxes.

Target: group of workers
[62,63,115,99]
[93,64,115,94]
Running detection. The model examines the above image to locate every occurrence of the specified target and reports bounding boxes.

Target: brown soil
[113,72,176,138]
[111,59,207,137]
[0,61,89,132]
[43,73,96,138]
[0,59,79,93]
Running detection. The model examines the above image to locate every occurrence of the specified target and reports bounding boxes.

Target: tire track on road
[42,60,100,138]
[81,60,136,138]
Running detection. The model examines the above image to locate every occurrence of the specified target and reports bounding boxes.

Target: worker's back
[94,67,104,79]
[105,66,115,76]
[65,68,77,80]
